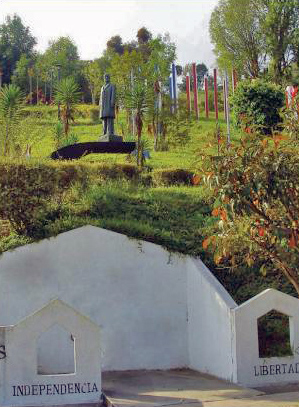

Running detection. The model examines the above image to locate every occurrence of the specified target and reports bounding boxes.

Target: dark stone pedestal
[99,134,123,142]
[50,141,136,160]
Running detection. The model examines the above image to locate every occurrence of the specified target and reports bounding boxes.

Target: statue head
[104,74,110,84]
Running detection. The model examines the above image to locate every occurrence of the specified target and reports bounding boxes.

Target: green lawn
[24,104,233,170]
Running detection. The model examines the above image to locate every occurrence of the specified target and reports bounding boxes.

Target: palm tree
[55,77,81,135]
[125,81,150,168]
[0,84,24,156]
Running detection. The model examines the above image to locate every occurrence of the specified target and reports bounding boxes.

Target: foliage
[11,54,32,94]
[210,0,265,78]
[0,84,24,155]
[42,182,211,258]
[125,80,150,168]
[258,311,292,357]
[231,79,284,134]
[137,27,152,44]
[89,107,100,123]
[152,168,194,186]
[55,77,81,135]
[107,33,176,157]
[255,0,299,82]
[106,35,124,55]
[210,0,299,82]
[167,111,192,148]
[0,159,121,236]
[83,59,108,105]
[201,129,299,297]
[13,116,47,154]
[41,36,80,80]
[53,121,76,149]
[0,160,61,236]
[0,14,36,84]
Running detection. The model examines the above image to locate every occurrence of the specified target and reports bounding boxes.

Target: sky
[0,0,219,69]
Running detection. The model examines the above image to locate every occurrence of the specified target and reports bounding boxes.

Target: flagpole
[225,70,231,147]
[204,75,209,119]
[192,63,199,119]
[186,75,191,114]
[213,68,218,121]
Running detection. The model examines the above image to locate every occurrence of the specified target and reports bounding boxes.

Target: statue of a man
[99,73,116,137]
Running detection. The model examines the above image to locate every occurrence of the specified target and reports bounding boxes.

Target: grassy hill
[0,104,296,304]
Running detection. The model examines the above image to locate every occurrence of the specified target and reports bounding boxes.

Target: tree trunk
[153,117,158,151]
[4,122,9,156]
[36,76,39,105]
[135,113,143,168]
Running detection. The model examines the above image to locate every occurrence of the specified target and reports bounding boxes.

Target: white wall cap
[188,257,237,308]
[234,288,299,318]
[12,298,101,332]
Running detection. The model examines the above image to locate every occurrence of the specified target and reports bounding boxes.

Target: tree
[108,32,175,150]
[209,0,265,78]
[255,0,299,82]
[123,40,138,53]
[144,35,176,150]
[0,84,24,155]
[176,65,183,76]
[196,63,209,88]
[137,27,152,44]
[11,54,32,94]
[41,37,80,81]
[201,129,299,297]
[55,77,81,135]
[179,63,208,91]
[125,80,149,168]
[83,59,107,105]
[106,35,124,55]
[0,14,36,84]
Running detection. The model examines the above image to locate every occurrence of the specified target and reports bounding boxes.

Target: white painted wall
[234,289,299,387]
[2,226,299,388]
[187,258,237,382]
[0,226,188,371]
[0,327,6,406]
[1,300,101,407]
[37,323,75,375]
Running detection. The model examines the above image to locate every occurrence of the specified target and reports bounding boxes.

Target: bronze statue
[99,74,122,142]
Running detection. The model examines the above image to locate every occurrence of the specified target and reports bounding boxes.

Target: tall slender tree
[0,14,36,84]
[210,0,266,78]
[255,0,299,82]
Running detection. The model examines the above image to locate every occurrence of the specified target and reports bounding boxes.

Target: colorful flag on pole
[224,70,231,147]
[186,75,191,113]
[214,68,218,121]
[192,63,199,119]
[171,63,177,111]
[204,76,209,119]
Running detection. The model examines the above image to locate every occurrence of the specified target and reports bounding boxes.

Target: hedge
[0,160,138,235]
[151,168,195,186]
[0,159,200,236]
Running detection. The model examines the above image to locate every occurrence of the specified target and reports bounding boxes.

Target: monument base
[50,142,136,160]
[99,134,123,142]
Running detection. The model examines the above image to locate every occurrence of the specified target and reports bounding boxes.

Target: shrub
[231,80,284,134]
[152,168,194,186]
[92,163,140,181]
[0,160,59,235]
[89,108,100,123]
[0,160,92,235]
[0,160,142,236]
